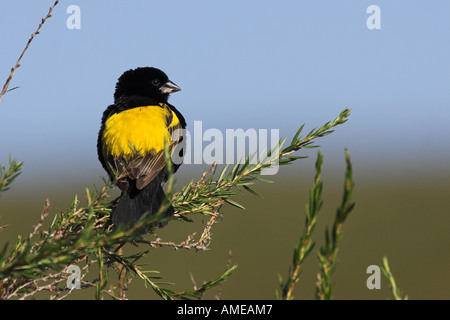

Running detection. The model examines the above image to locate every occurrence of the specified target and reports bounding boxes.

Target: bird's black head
[113,67,181,103]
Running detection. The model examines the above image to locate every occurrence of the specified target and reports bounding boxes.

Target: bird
[97,67,186,229]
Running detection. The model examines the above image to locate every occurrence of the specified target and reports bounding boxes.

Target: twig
[136,232,209,251]
[0,0,59,104]
[29,198,50,240]
[381,256,407,300]
[315,149,355,300]
[215,250,233,300]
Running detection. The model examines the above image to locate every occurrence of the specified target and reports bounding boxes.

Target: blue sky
[1,1,449,187]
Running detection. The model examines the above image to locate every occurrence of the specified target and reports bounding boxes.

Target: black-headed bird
[97,67,185,228]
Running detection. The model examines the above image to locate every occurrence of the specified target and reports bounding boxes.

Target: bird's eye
[152,79,161,86]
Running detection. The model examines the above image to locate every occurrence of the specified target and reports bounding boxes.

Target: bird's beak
[160,80,181,94]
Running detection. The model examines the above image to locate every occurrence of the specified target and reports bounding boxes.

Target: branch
[278,151,323,300]
[0,0,60,104]
[0,156,23,195]
[315,149,355,300]
[381,256,408,300]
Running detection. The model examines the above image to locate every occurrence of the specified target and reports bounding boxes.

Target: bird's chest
[102,105,171,157]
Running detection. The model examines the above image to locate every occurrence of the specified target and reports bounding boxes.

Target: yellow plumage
[102,104,179,157]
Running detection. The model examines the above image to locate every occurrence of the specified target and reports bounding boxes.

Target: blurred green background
[1,0,449,299]
[1,158,449,300]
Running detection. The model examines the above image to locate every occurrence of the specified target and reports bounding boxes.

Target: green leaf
[224,198,245,210]
[242,185,263,198]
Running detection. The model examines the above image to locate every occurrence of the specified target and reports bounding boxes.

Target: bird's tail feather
[112,180,174,229]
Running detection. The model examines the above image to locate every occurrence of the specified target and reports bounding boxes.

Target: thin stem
[0,1,60,103]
